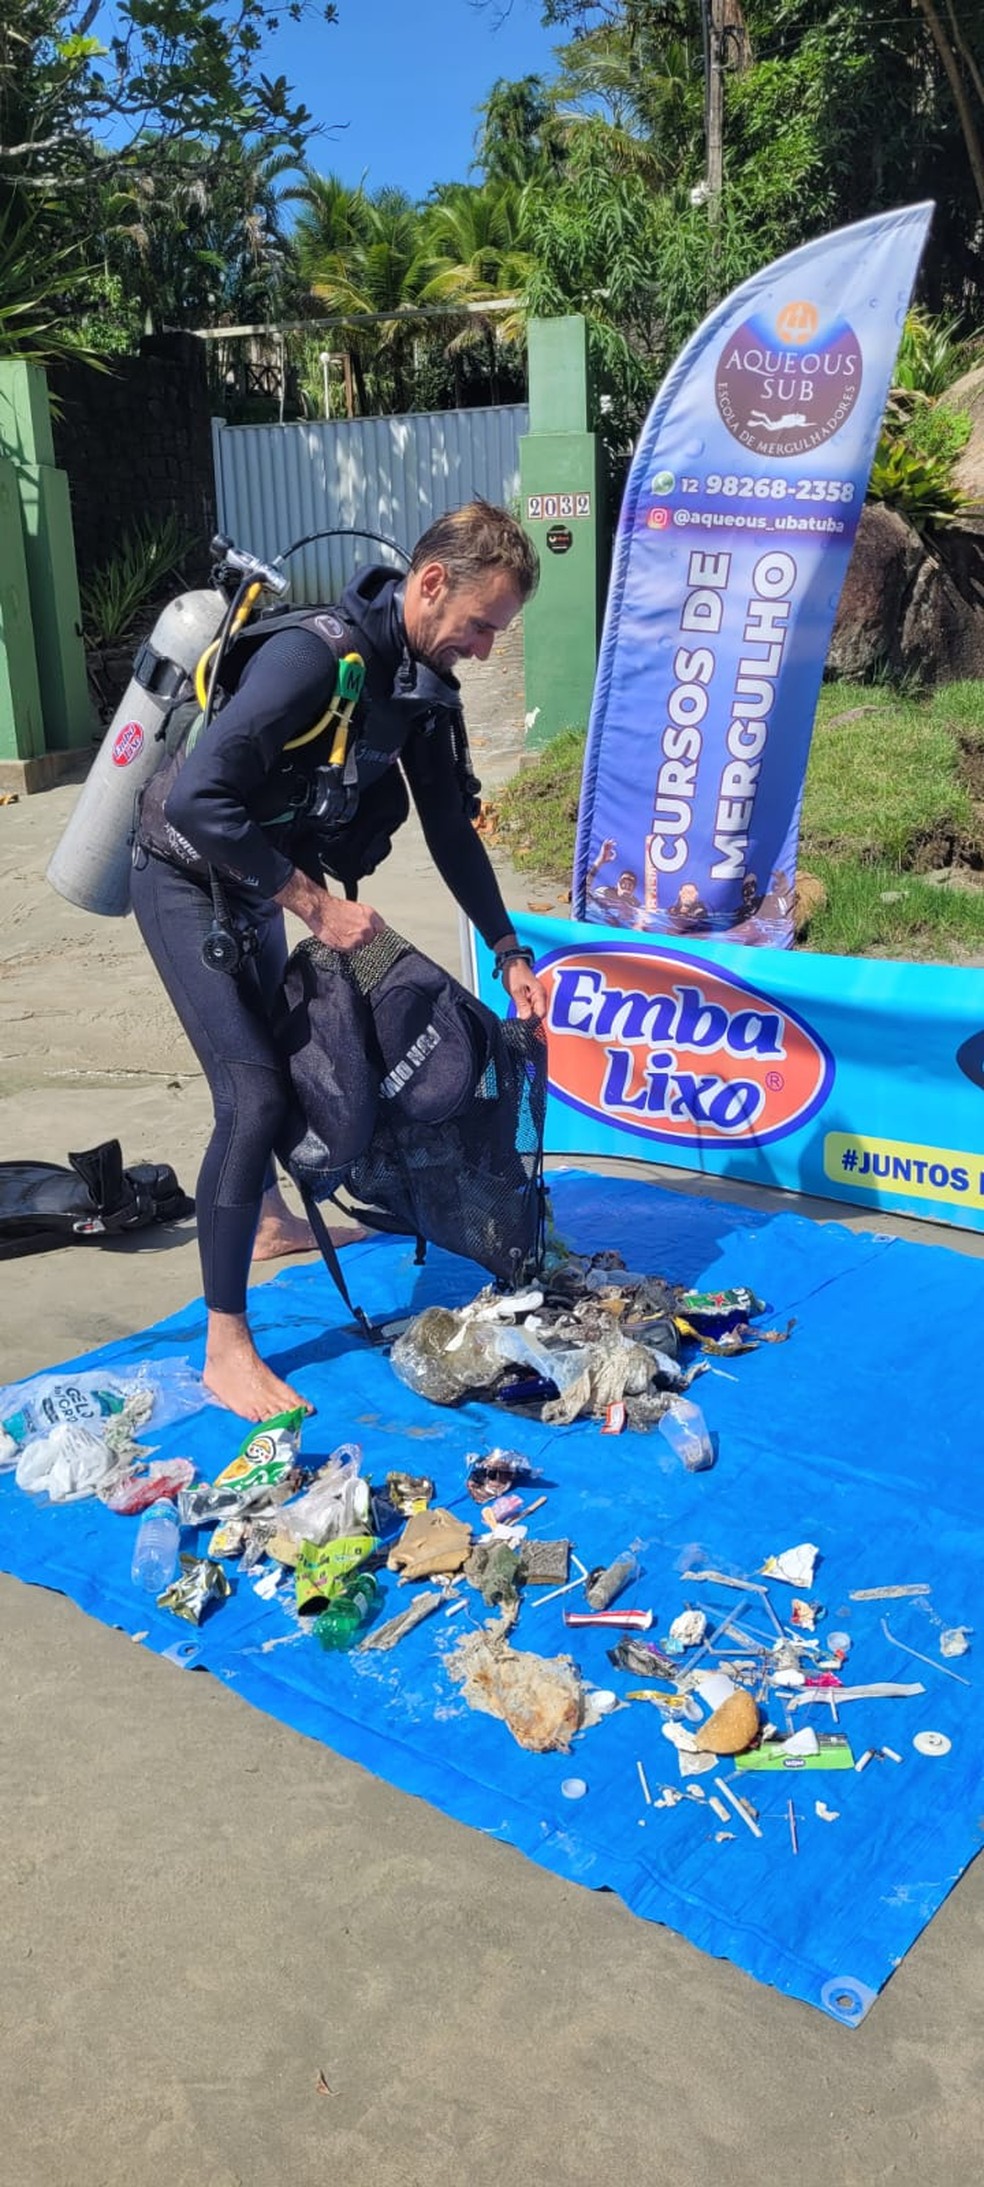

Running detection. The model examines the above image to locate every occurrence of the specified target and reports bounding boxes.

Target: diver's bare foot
[252,1183,368,1261]
[252,1212,369,1260]
[252,1206,318,1261]
[203,1312,312,1422]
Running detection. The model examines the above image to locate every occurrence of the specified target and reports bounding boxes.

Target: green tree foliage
[0,0,330,352]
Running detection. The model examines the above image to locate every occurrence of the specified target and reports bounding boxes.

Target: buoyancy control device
[46,527,410,920]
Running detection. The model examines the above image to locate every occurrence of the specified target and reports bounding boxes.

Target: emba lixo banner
[574,203,934,946]
[467,912,984,1239]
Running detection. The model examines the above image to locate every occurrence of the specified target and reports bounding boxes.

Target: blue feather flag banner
[574,204,934,946]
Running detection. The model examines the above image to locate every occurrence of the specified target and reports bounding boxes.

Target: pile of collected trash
[389,1249,792,1433]
[1,1355,970,1842]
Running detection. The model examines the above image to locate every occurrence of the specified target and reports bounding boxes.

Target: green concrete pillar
[0,455,45,770]
[0,359,94,765]
[16,459,93,752]
[520,316,602,748]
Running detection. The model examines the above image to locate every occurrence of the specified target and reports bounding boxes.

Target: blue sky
[267,0,563,199]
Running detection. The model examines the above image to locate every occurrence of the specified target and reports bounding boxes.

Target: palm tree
[476,75,568,187]
[417,181,534,402]
[294,172,426,410]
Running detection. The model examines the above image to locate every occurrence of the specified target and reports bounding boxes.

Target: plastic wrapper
[99,1456,196,1515]
[674,1287,764,1331]
[15,1421,115,1501]
[214,1406,305,1498]
[295,1532,378,1617]
[465,1449,539,1504]
[608,1636,680,1679]
[178,1481,256,1528]
[157,1554,231,1624]
[541,1329,658,1426]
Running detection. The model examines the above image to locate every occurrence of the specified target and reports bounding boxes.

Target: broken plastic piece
[815,1801,839,1822]
[761,1542,819,1589]
[356,1590,443,1652]
[669,1608,707,1649]
[849,1583,930,1600]
[880,1613,971,1686]
[388,1507,472,1582]
[713,1774,763,1839]
[913,1729,951,1756]
[940,1627,971,1658]
[565,1607,653,1631]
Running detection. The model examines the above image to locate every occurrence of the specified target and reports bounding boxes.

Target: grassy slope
[490,683,984,959]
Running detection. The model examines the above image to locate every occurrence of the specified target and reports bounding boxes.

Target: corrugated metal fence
[212,404,529,602]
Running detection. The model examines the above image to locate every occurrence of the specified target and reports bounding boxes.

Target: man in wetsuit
[132,501,546,1421]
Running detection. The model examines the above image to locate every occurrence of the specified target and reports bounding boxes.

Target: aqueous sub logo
[111,721,145,766]
[542,945,833,1148]
[716,300,862,459]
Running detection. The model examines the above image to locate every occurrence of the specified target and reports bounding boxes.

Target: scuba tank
[46,526,407,919]
[46,586,229,917]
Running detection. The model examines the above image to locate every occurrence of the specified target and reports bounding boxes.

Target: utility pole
[703,0,725,303]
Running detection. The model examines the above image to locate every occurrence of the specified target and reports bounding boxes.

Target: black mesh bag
[279,930,547,1290]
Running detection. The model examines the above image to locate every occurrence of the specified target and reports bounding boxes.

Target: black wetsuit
[131,566,513,1314]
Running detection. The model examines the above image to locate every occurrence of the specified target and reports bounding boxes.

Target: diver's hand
[275,870,384,951]
[503,955,548,1020]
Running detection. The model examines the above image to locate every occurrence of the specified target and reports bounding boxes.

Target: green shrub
[80,514,197,649]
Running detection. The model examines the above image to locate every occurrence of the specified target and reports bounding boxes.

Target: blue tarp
[1,1170,980,2024]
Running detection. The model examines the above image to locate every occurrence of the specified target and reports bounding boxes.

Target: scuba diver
[131,500,546,1421]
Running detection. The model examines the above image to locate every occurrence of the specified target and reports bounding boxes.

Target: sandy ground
[2,633,984,2186]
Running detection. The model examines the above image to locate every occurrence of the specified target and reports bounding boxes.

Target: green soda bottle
[313,1571,380,1652]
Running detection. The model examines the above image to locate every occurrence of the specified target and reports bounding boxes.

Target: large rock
[828,502,984,684]
[946,360,984,511]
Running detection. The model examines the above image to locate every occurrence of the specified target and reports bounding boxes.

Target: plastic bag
[1,1355,213,1449]
[389,1306,585,1407]
[272,1444,369,1549]
[389,1308,502,1404]
[15,1421,115,1501]
[99,1457,197,1515]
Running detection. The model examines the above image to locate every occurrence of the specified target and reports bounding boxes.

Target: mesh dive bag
[280,928,547,1289]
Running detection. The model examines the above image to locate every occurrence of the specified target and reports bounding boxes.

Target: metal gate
[212,404,529,602]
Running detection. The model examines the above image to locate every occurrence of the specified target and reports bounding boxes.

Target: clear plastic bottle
[131,1497,181,1591]
[313,1572,380,1652]
[658,1397,715,1472]
[585,1549,640,1610]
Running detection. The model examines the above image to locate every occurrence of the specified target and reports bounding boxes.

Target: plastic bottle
[131,1498,181,1591]
[585,1549,640,1610]
[658,1396,715,1473]
[313,1572,380,1652]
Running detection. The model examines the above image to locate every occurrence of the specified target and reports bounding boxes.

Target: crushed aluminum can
[157,1555,231,1624]
[385,1471,435,1516]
